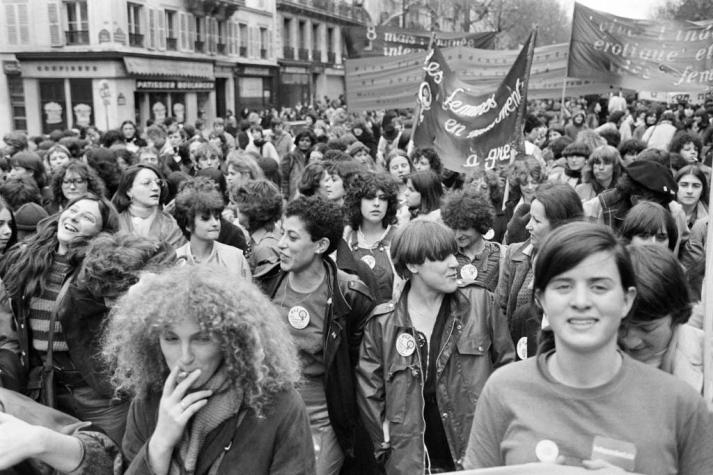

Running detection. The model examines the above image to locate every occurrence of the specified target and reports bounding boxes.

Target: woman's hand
[0,412,83,472]
[148,366,212,474]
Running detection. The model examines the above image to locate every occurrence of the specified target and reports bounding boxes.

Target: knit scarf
[169,366,243,475]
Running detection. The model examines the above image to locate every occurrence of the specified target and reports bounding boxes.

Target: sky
[557,0,668,19]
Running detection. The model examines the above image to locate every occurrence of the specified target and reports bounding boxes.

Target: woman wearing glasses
[45,161,106,215]
[112,164,185,249]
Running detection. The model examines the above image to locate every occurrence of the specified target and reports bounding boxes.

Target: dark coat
[123,387,315,475]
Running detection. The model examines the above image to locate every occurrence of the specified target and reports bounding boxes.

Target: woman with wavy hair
[104,264,314,475]
[46,161,106,215]
[0,194,119,402]
[343,172,400,302]
[231,179,283,277]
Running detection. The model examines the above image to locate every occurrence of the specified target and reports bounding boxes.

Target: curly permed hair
[232,179,283,234]
[285,195,344,256]
[78,232,177,298]
[102,264,300,412]
[441,189,495,235]
[344,172,399,230]
[50,161,106,206]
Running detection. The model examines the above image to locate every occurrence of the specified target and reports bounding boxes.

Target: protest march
[0,1,711,474]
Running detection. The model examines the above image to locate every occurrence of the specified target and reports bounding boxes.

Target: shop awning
[123,57,215,80]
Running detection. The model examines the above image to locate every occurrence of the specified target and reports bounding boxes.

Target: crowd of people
[0,91,711,475]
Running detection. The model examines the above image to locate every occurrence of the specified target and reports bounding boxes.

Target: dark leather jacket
[258,257,375,457]
[356,283,515,474]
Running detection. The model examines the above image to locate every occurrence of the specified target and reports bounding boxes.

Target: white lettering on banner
[423,51,443,84]
[442,88,497,118]
[444,118,466,137]
[466,77,524,139]
[464,144,512,170]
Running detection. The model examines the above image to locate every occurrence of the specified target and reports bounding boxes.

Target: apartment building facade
[0,0,278,134]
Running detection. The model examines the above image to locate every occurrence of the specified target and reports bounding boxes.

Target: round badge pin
[396,333,416,357]
[535,439,559,463]
[460,264,478,282]
[516,337,528,360]
[361,255,376,269]
[287,305,310,330]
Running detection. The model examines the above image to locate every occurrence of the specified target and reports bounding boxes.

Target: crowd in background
[0,90,711,475]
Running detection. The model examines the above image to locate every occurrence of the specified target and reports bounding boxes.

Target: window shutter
[6,5,17,45]
[47,1,63,46]
[148,8,156,49]
[187,14,196,49]
[17,3,29,44]
[250,25,257,58]
[157,9,166,50]
[179,12,187,49]
[268,29,273,59]
[208,17,217,54]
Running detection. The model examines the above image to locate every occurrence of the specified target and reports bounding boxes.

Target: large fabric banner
[343,26,496,57]
[568,2,713,92]
[345,43,616,112]
[412,32,536,172]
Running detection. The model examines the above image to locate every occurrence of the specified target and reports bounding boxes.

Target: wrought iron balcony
[129,33,144,47]
[194,39,205,52]
[166,37,177,50]
[184,0,245,21]
[217,42,227,54]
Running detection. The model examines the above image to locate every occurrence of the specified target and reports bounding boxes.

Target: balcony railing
[327,51,335,63]
[129,33,144,47]
[65,30,89,45]
[260,48,267,59]
[217,42,227,54]
[298,47,309,60]
[166,37,177,50]
[283,46,294,58]
[239,45,247,56]
[313,49,322,61]
[194,39,205,52]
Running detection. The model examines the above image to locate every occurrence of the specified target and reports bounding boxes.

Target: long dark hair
[0,196,17,255]
[111,163,167,213]
[409,170,443,215]
[0,194,119,298]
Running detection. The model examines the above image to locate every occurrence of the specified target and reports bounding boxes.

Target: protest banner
[345,43,616,112]
[568,2,713,92]
[342,26,496,58]
[412,31,536,172]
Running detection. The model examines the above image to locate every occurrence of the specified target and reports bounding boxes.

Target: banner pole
[703,175,713,406]
[410,31,437,154]
[559,76,567,125]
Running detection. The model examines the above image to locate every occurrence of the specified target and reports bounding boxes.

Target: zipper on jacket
[413,329,431,474]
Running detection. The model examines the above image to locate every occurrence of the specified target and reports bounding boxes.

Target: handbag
[25,277,74,408]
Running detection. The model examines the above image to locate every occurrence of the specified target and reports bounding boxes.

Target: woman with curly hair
[173,178,250,279]
[343,172,400,302]
[441,187,501,292]
[0,194,119,405]
[104,264,314,475]
[231,179,282,277]
[46,161,106,215]
[502,155,547,244]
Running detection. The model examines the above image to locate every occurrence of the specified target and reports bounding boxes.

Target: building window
[239,23,247,57]
[327,26,335,63]
[7,76,26,131]
[298,21,308,60]
[165,9,177,50]
[217,21,226,54]
[64,0,88,45]
[5,2,30,46]
[194,16,204,52]
[312,23,320,61]
[127,3,143,47]
[259,27,268,59]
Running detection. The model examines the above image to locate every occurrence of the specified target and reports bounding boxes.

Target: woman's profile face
[159,317,223,389]
[536,251,635,354]
[618,315,674,366]
[0,207,12,252]
[526,199,552,249]
[409,254,459,294]
[404,179,421,208]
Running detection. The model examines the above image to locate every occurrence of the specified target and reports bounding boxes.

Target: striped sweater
[29,254,72,352]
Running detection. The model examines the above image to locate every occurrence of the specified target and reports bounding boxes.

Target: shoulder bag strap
[42,275,75,407]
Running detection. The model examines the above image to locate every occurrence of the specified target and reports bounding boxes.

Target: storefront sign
[2,61,21,75]
[240,67,273,76]
[136,80,214,90]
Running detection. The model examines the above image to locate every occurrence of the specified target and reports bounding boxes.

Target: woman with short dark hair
[464,222,713,473]
[357,220,514,474]
[620,201,678,251]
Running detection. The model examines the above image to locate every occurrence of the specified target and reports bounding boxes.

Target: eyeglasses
[62,178,86,187]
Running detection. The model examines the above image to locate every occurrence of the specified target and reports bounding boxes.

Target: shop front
[235,65,277,113]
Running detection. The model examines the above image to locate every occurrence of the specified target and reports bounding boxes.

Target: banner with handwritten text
[413,32,536,172]
[343,26,495,58]
[568,2,713,92]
